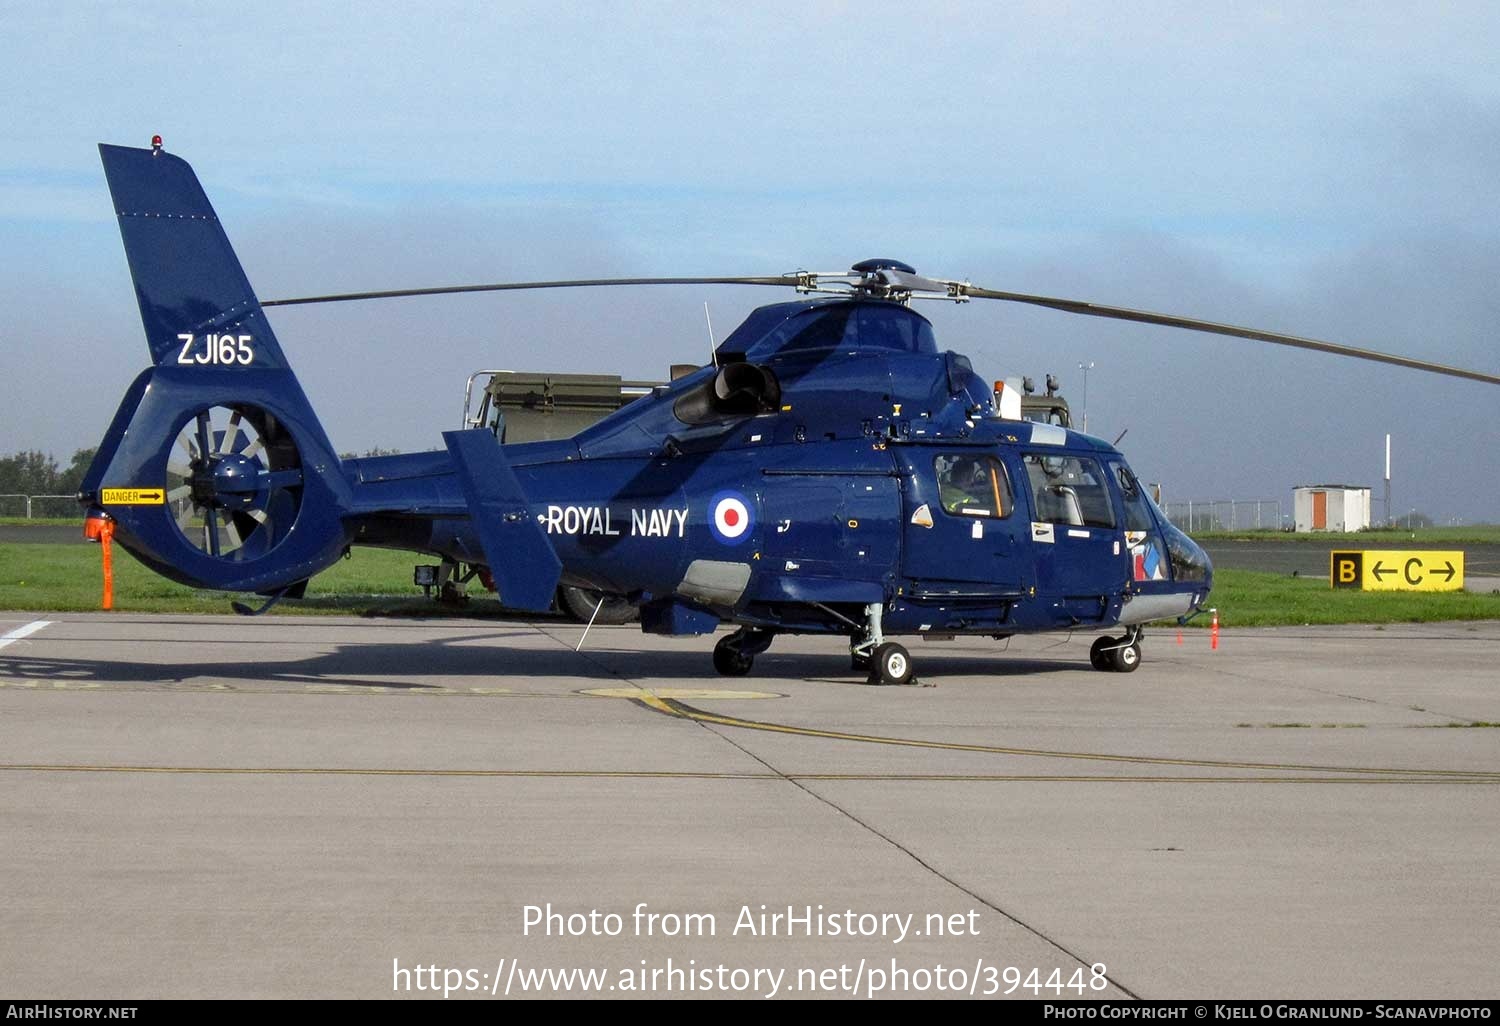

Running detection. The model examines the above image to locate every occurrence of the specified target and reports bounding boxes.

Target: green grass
[3,542,1498,626]
[0,543,457,617]
[1203,568,1500,627]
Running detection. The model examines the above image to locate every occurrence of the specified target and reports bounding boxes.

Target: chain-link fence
[0,494,79,518]
[11,491,1293,532]
[1161,499,1284,533]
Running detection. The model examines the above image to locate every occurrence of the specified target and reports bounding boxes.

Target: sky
[2,2,1498,524]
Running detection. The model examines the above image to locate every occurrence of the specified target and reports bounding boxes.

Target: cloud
[5,4,1499,521]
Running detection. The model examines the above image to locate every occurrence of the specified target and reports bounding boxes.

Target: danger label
[101,488,166,505]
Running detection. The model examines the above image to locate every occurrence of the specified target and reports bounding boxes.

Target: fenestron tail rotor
[166,405,303,561]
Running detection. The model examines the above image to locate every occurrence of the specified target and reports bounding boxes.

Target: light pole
[1077,362,1094,433]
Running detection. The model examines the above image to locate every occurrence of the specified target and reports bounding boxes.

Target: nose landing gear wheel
[1111,641,1142,673]
[869,642,914,686]
[1090,631,1143,673]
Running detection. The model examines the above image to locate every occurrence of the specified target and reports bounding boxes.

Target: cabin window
[1023,454,1116,528]
[935,454,1012,518]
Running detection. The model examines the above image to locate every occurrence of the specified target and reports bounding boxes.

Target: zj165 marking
[177,333,255,366]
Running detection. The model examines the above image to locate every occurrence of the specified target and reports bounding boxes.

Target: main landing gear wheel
[713,639,753,676]
[712,627,774,677]
[869,642,914,686]
[558,585,637,625]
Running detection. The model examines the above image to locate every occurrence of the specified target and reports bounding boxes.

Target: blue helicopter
[79,141,1500,685]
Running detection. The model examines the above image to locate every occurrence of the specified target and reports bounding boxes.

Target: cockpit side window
[1112,461,1156,532]
[1023,454,1116,528]
[935,454,1012,519]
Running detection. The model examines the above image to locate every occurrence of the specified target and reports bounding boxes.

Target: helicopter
[414,366,1072,624]
[78,141,1500,685]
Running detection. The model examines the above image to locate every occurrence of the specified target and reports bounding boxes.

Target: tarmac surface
[2,611,1498,1000]
[1201,540,1500,590]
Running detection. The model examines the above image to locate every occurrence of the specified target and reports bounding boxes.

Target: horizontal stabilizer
[442,429,562,612]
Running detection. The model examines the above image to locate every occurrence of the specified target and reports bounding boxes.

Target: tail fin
[81,143,350,592]
[99,144,306,389]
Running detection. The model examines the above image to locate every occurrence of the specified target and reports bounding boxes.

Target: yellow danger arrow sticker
[1330,550,1465,592]
[101,487,166,506]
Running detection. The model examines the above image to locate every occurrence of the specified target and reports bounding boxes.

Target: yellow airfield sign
[1330,550,1465,592]
[101,487,166,506]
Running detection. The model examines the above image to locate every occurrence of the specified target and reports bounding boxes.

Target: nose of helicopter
[1163,521,1213,600]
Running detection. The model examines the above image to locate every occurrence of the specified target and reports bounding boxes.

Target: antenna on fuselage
[704,301,718,368]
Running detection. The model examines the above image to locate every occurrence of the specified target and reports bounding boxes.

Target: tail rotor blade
[223,410,244,454]
[194,412,213,467]
[203,508,221,558]
[222,517,243,553]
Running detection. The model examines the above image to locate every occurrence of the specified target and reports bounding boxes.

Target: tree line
[2,446,402,496]
[0,449,98,496]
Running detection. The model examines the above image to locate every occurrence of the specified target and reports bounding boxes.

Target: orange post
[99,522,113,609]
[1210,608,1219,650]
[84,515,116,610]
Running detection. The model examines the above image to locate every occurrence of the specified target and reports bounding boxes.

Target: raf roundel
[709,491,754,546]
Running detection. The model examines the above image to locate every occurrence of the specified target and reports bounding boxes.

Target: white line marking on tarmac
[0,620,52,651]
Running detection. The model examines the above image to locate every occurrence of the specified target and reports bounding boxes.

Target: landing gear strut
[851,602,915,686]
[1089,626,1143,673]
[713,627,775,677]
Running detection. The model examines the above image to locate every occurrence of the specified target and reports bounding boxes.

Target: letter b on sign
[1331,551,1362,589]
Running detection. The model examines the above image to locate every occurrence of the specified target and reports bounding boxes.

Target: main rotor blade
[959,285,1500,386]
[262,276,796,308]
